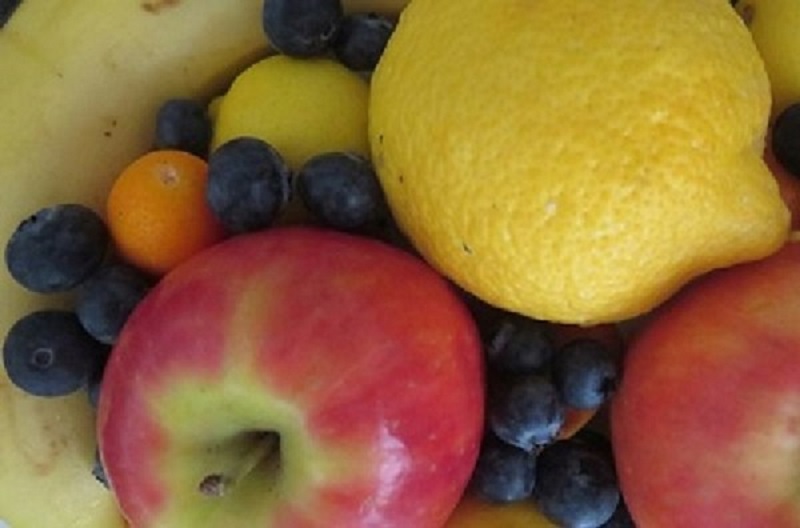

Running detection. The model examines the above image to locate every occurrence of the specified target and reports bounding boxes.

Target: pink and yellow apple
[97,227,485,527]
[612,237,800,527]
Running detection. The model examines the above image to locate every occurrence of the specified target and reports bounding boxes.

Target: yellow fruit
[370,0,790,324]
[444,494,557,528]
[737,0,800,117]
[213,55,370,169]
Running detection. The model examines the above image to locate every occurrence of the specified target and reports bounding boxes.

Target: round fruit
[75,263,153,345]
[470,433,536,503]
[534,438,620,528]
[552,339,618,410]
[206,137,292,234]
[334,13,395,72]
[106,149,226,275]
[154,98,212,158]
[488,374,565,451]
[262,0,343,58]
[297,151,388,231]
[3,310,107,397]
[213,55,370,170]
[484,313,555,374]
[5,204,109,293]
[369,0,789,324]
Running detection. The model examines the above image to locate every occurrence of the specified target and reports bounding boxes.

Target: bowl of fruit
[1,1,799,527]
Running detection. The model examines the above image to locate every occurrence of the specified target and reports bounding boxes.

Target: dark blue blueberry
[534,438,620,528]
[263,0,343,57]
[92,449,109,488]
[488,374,565,451]
[3,310,109,397]
[76,263,152,345]
[485,313,555,374]
[772,102,800,177]
[333,13,395,72]
[206,137,291,234]
[0,0,21,28]
[5,204,109,293]
[154,98,212,158]
[552,339,618,409]
[470,433,536,503]
[297,152,389,232]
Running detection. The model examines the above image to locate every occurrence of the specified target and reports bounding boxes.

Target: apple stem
[198,432,279,498]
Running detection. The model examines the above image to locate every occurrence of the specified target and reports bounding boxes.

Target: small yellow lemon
[370,0,790,324]
[214,55,369,169]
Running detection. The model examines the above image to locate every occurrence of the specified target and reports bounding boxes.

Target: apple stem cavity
[198,431,280,498]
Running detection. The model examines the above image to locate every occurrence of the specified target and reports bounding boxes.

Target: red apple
[97,227,485,527]
[611,237,800,527]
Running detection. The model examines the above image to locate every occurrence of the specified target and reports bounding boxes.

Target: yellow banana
[0,1,407,526]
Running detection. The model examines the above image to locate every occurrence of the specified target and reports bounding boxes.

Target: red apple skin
[97,227,485,528]
[611,239,800,527]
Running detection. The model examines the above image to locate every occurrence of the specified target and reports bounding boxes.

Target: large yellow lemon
[370,0,789,324]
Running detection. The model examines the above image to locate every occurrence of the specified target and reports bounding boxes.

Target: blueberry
[534,438,620,528]
[263,0,343,57]
[154,98,212,158]
[485,313,555,374]
[206,137,291,234]
[552,339,618,409]
[470,433,536,503]
[488,374,565,451]
[297,152,389,232]
[0,0,21,28]
[333,13,395,72]
[5,204,109,293]
[772,103,800,177]
[76,263,152,345]
[3,310,109,397]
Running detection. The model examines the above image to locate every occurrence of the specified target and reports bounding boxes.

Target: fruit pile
[1,0,800,527]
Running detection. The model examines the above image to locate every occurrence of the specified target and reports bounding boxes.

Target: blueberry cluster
[468,307,625,527]
[263,0,396,73]
[3,204,153,404]
[204,0,397,238]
